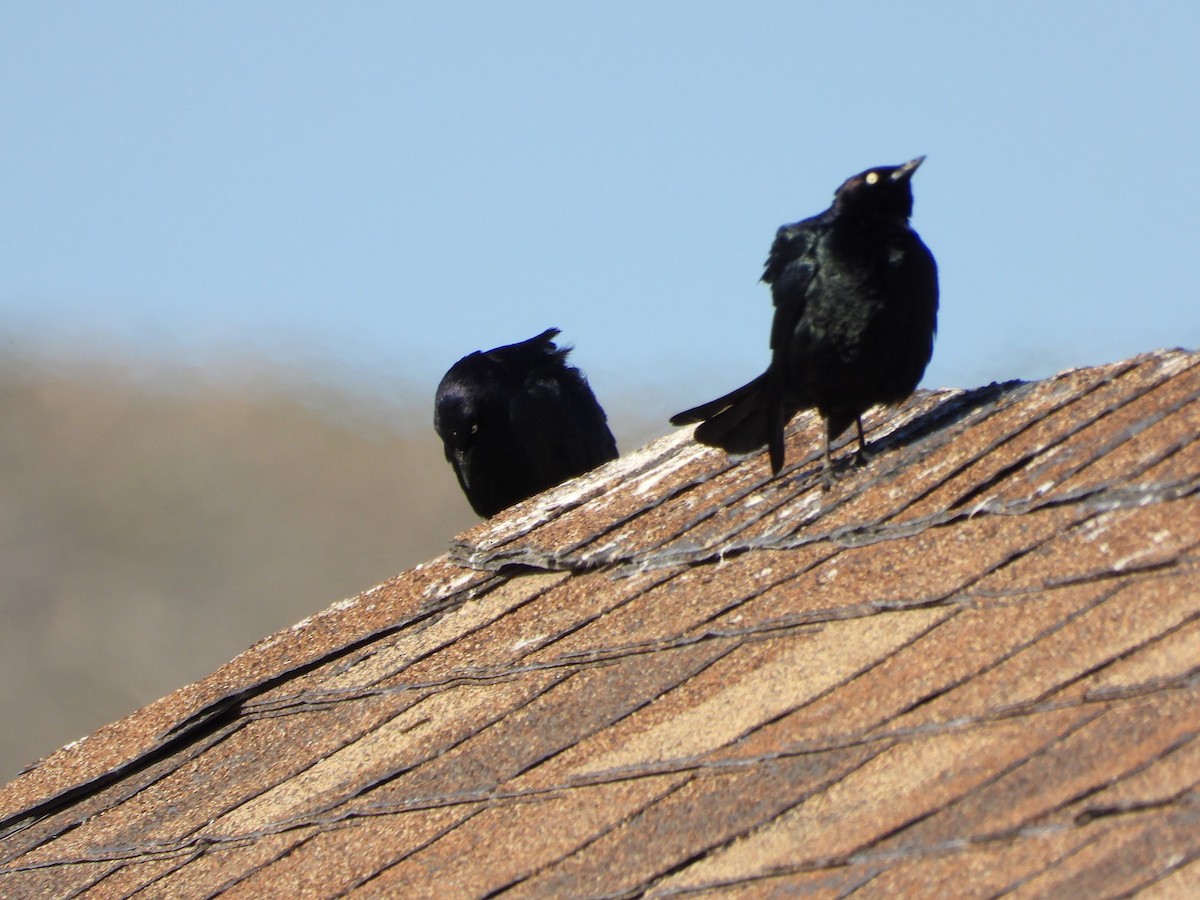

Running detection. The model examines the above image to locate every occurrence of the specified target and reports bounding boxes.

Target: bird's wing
[763,220,824,472]
[550,370,618,468]
[509,370,609,482]
[762,212,825,281]
[765,221,821,354]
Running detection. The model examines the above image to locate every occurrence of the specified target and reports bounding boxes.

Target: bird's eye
[865,171,880,185]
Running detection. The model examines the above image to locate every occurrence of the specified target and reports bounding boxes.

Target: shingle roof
[2,348,1198,898]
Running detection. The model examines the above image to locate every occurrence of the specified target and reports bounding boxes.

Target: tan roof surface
[2,348,1199,898]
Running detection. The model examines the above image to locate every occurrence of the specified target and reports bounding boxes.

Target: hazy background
[2,2,1198,778]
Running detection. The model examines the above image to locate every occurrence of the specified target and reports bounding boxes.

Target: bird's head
[433,376,483,476]
[833,156,924,219]
[435,403,477,452]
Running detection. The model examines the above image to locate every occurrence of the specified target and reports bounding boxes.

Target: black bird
[672,156,938,486]
[434,328,619,517]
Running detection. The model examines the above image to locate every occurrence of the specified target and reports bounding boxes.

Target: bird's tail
[487,327,566,370]
[671,374,778,456]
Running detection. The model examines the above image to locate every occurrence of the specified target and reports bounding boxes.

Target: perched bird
[672,156,938,486]
[434,328,619,517]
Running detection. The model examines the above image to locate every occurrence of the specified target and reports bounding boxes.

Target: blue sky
[3,2,1198,430]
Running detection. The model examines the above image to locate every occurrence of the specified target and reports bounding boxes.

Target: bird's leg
[852,416,871,467]
[821,430,834,491]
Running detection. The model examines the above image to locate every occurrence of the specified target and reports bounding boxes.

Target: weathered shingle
[2,348,1198,897]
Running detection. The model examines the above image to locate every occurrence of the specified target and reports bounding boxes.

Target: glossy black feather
[672,157,938,484]
[434,328,619,517]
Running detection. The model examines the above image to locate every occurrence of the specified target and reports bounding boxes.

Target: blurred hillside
[0,346,651,780]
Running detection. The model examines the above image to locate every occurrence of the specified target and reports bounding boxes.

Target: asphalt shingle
[2,348,1198,898]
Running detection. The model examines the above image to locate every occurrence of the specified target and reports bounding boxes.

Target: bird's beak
[454,449,472,488]
[891,156,925,182]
